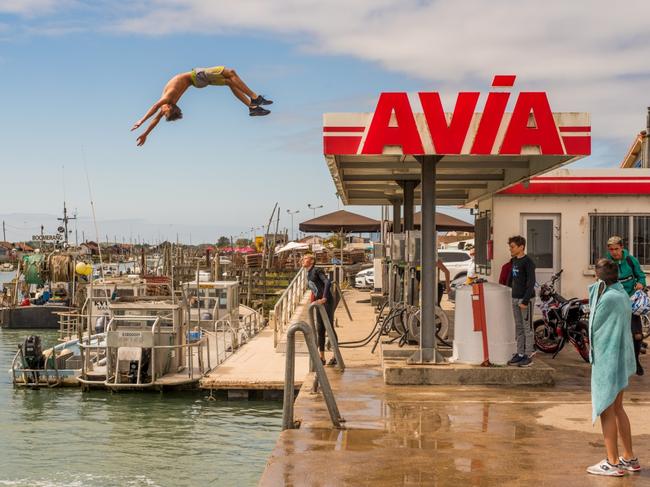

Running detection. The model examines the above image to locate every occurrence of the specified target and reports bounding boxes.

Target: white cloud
[109,0,650,145]
[0,0,72,17]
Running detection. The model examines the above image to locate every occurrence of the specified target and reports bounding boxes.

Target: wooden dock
[199,294,312,399]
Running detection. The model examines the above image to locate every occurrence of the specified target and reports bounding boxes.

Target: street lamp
[286,209,300,241]
[307,203,323,217]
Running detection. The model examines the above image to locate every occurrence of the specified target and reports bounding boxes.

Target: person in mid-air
[131,66,272,146]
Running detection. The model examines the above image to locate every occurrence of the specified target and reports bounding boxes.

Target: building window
[633,216,650,266]
[589,214,650,266]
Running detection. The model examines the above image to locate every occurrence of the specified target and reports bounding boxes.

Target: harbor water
[0,328,282,487]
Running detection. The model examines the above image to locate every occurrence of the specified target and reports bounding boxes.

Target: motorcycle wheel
[572,320,590,363]
[534,319,561,353]
[641,313,650,339]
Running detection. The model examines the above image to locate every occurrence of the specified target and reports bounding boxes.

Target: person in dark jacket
[606,235,647,376]
[302,254,339,365]
[506,235,537,367]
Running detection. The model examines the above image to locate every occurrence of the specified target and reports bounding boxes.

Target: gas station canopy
[323,87,591,206]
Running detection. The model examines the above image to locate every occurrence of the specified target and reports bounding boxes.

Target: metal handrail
[307,302,345,373]
[201,304,265,372]
[273,268,307,347]
[282,321,344,430]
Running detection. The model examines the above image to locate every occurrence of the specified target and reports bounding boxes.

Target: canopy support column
[390,198,402,234]
[408,156,445,365]
[398,180,419,231]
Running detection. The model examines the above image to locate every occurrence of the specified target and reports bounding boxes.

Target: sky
[0,0,649,244]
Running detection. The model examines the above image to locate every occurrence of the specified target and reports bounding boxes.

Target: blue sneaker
[251,95,273,106]
[249,106,271,116]
[518,355,533,367]
[507,353,524,366]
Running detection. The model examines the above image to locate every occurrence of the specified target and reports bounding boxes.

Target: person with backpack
[606,236,647,376]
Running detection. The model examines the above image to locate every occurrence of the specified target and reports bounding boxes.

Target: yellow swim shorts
[191,66,226,88]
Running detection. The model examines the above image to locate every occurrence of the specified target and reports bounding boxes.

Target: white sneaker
[587,459,625,477]
[619,456,641,472]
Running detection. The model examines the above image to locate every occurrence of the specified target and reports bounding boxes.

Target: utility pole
[286,209,300,241]
[2,220,5,242]
[307,203,323,218]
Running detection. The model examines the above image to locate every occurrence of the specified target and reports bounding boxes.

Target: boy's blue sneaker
[507,353,524,366]
[518,355,533,367]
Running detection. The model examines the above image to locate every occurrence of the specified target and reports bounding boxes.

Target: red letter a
[362,93,424,155]
[500,92,563,155]
[419,92,479,154]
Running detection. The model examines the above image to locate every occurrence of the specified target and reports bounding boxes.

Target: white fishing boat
[10,333,106,387]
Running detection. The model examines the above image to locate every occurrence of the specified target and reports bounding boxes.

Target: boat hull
[0,305,73,329]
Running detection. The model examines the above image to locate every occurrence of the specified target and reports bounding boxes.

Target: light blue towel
[588,281,636,423]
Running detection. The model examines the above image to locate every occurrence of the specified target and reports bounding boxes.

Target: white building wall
[487,194,648,300]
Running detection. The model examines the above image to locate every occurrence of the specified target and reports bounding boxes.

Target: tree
[324,235,343,249]
[217,236,230,248]
[235,238,250,247]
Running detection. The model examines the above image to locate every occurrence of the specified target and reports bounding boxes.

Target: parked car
[355,268,374,288]
[437,249,471,280]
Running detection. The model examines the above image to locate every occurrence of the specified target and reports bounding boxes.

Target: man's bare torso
[161,72,193,104]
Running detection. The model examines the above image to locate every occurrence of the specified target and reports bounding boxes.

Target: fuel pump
[404,230,421,306]
[388,233,406,306]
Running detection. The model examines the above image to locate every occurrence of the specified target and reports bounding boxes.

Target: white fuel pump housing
[451,282,516,365]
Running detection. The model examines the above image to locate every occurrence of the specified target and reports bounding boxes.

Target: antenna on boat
[81,146,110,300]
[57,165,76,247]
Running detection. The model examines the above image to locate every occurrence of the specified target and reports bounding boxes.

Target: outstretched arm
[132,99,164,131]
[136,112,163,146]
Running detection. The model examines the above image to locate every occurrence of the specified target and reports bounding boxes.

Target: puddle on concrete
[536,403,650,435]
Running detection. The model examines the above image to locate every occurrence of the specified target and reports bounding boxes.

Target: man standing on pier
[131,66,272,146]
[303,254,339,366]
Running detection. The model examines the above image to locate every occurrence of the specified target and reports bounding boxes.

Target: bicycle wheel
[435,306,449,340]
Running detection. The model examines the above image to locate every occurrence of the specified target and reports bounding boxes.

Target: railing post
[282,321,344,430]
[308,302,345,372]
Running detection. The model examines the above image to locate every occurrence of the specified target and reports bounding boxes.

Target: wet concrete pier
[259,289,650,486]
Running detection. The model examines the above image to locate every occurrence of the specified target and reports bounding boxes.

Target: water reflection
[269,399,550,486]
[0,328,282,487]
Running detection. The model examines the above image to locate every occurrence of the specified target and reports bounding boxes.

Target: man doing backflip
[131,66,272,146]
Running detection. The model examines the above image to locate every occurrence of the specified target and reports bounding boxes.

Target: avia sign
[323,75,590,156]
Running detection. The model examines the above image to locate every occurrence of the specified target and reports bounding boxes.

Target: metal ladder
[282,301,346,430]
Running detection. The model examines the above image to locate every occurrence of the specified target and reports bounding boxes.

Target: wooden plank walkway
[199,294,312,393]
[200,328,309,391]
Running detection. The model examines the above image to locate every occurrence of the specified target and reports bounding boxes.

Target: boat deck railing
[272,267,307,347]
[78,315,213,389]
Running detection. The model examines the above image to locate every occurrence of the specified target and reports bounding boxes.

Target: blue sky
[1,1,648,243]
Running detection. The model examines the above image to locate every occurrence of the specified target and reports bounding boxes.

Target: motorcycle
[533,270,591,363]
